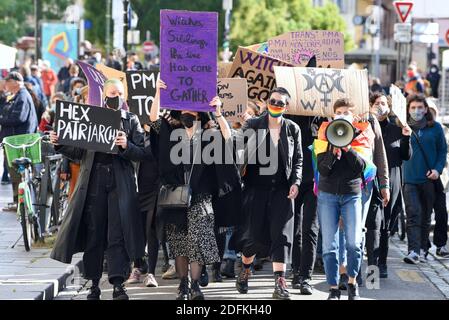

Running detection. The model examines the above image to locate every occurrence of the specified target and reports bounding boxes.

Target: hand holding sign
[209,96,223,116]
[115,131,128,149]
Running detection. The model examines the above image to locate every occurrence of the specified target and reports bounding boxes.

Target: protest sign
[268,31,345,68]
[77,61,106,107]
[54,100,121,154]
[218,62,232,78]
[228,46,292,102]
[390,84,407,127]
[160,10,218,111]
[96,63,128,100]
[217,78,248,122]
[126,70,160,125]
[274,66,369,117]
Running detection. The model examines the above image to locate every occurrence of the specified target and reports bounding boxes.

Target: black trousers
[241,186,294,264]
[82,164,130,283]
[403,181,435,253]
[291,184,318,279]
[433,179,448,248]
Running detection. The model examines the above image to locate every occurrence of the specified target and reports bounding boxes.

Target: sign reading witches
[54,100,121,154]
[77,61,106,107]
[274,67,369,117]
[126,70,159,125]
[160,10,218,112]
[268,31,345,68]
[228,46,292,102]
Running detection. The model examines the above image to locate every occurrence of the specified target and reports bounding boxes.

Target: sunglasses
[269,99,286,108]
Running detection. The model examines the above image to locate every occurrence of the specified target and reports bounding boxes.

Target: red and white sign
[394,1,413,23]
[446,30,449,45]
[143,41,155,54]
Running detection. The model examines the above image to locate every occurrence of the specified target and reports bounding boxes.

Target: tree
[0,0,74,46]
[230,0,354,53]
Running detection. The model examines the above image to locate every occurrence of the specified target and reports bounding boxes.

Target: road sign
[143,41,155,53]
[413,22,439,35]
[394,23,412,33]
[446,29,449,45]
[394,1,413,23]
[413,34,439,44]
[395,32,412,43]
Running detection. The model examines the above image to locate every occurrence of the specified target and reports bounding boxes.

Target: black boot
[212,262,223,282]
[291,272,301,289]
[112,284,129,300]
[347,283,360,300]
[199,265,209,287]
[86,285,101,300]
[236,268,251,294]
[176,277,190,300]
[272,275,290,300]
[221,259,235,278]
[190,280,205,300]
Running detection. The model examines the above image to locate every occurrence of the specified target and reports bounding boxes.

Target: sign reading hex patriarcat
[55,100,121,154]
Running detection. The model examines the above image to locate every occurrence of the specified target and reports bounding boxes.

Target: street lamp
[222,0,233,62]
[123,0,130,71]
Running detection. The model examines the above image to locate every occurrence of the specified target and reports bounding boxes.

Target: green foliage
[84,1,107,48]
[0,0,73,46]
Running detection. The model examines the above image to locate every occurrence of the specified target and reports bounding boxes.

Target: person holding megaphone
[313,98,377,300]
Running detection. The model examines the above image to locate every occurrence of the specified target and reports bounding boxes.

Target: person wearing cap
[0,72,38,211]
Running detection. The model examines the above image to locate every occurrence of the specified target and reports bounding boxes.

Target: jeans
[317,191,363,286]
[403,182,435,253]
[223,230,237,260]
[291,184,318,279]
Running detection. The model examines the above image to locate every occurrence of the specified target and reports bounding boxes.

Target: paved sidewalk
[0,182,82,300]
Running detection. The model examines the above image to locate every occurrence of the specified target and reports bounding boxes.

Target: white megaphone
[325,119,356,148]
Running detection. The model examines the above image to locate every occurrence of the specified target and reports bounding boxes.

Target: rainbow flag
[310,121,377,195]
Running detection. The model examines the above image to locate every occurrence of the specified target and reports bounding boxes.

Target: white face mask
[334,114,353,123]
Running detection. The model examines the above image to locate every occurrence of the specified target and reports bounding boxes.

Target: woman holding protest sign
[149,79,241,300]
[49,79,146,301]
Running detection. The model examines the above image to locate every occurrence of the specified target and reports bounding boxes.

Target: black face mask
[180,113,196,128]
[105,96,122,110]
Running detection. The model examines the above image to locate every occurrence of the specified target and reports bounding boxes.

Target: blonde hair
[103,79,124,99]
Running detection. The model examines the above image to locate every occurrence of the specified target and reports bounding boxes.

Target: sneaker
[347,283,360,300]
[338,273,349,291]
[112,284,129,300]
[190,280,205,300]
[378,264,388,279]
[176,277,190,300]
[419,249,428,263]
[436,246,449,258]
[144,273,158,287]
[221,259,236,278]
[403,251,420,264]
[199,265,209,287]
[162,265,178,280]
[126,268,143,284]
[236,268,251,294]
[86,286,101,300]
[272,276,290,300]
[327,288,341,300]
[299,279,313,295]
[291,272,301,289]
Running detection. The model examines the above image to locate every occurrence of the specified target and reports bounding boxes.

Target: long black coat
[50,110,146,264]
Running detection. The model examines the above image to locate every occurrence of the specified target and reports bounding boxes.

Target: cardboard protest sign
[228,46,292,102]
[126,70,160,125]
[390,84,407,127]
[218,62,232,78]
[274,66,369,117]
[217,78,248,122]
[96,63,128,100]
[268,31,345,68]
[77,61,106,107]
[54,100,121,154]
[160,10,218,112]
[245,42,268,54]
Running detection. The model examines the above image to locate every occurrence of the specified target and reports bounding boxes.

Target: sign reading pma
[41,23,79,71]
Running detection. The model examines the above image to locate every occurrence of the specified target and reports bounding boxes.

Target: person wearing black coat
[149,80,241,300]
[49,79,146,301]
[234,88,302,300]
[365,93,411,278]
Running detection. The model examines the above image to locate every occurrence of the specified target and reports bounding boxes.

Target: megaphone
[325,119,356,148]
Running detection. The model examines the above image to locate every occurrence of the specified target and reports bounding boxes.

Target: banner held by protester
[217,78,248,122]
[390,84,407,127]
[54,100,121,154]
[160,9,218,112]
[274,66,369,117]
[96,63,128,100]
[77,61,106,107]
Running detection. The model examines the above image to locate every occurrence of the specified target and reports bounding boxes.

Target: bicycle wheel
[20,204,32,252]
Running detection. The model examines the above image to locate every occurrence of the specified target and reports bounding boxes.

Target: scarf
[408,117,427,130]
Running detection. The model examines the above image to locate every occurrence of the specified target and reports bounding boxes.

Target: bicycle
[2,133,44,251]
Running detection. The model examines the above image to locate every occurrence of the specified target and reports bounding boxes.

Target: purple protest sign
[160,10,218,112]
[77,60,106,107]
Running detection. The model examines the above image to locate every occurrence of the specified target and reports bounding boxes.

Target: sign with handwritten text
[217,78,247,122]
[126,70,159,125]
[160,10,218,112]
[268,31,345,68]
